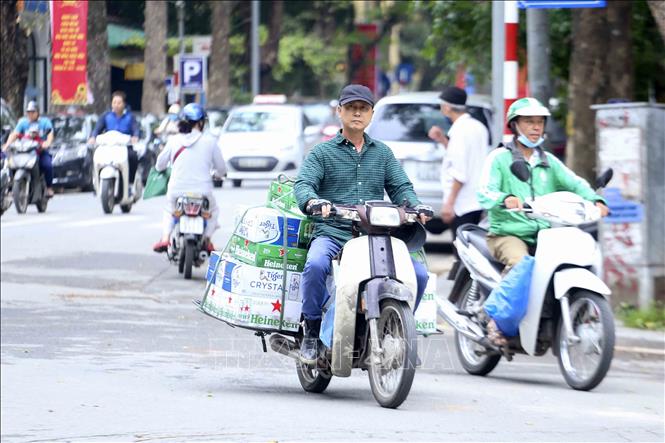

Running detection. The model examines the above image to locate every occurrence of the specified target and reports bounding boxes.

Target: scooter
[6,134,49,214]
[93,130,142,214]
[438,164,615,391]
[269,201,427,408]
[0,153,12,215]
[167,193,210,279]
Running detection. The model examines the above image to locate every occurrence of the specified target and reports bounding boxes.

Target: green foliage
[617,302,665,330]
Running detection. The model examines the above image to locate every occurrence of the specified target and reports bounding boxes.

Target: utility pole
[491,1,505,148]
[251,0,260,97]
[177,0,185,104]
[527,9,551,108]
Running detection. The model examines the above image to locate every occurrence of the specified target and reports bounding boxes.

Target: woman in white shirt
[152,103,227,253]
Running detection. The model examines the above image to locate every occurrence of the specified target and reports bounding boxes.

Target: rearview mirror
[510,160,531,182]
[595,168,613,189]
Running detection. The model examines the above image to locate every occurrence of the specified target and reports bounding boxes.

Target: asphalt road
[1,183,663,442]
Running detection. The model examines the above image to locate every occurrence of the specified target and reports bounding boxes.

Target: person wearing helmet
[152,103,227,253]
[476,97,609,345]
[2,100,56,197]
[88,90,140,185]
[154,103,181,137]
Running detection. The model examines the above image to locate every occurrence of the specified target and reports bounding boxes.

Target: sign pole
[491,1,505,148]
[503,1,519,143]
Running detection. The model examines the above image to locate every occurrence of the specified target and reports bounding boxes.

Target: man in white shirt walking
[428,86,489,247]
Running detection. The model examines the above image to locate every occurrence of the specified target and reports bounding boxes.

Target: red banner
[350,24,377,94]
[50,0,88,105]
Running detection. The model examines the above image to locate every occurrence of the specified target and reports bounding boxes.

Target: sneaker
[299,319,321,367]
[153,240,169,253]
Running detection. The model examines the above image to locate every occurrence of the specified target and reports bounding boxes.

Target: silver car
[366,92,492,234]
[217,104,320,188]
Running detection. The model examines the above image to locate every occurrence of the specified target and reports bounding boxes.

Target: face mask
[516,128,545,148]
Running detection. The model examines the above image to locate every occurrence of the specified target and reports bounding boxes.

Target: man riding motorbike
[88,90,140,187]
[154,103,181,137]
[476,97,610,345]
[152,103,226,254]
[294,84,433,366]
[2,101,55,197]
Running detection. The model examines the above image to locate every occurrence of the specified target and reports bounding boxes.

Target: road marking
[65,215,146,228]
[615,345,665,356]
[0,215,69,229]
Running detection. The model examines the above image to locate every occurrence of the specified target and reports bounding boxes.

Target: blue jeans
[39,151,53,187]
[300,236,429,321]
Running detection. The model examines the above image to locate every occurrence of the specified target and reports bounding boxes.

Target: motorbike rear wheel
[367,299,417,409]
[455,278,501,376]
[296,360,332,393]
[13,177,29,214]
[120,204,132,213]
[184,242,194,279]
[178,245,185,274]
[101,178,115,214]
[554,290,615,391]
[36,194,48,213]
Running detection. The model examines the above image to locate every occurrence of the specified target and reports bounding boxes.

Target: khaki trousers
[487,234,529,275]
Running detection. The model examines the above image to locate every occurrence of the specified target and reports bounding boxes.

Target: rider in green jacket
[477,97,610,344]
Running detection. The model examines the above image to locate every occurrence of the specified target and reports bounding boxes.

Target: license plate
[238,158,269,168]
[402,160,441,182]
[180,216,204,234]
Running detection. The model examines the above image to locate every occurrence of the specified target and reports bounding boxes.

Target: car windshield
[368,103,449,142]
[226,110,294,133]
[302,103,333,126]
[52,116,87,141]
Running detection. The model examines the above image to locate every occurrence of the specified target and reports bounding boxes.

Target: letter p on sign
[179,56,205,91]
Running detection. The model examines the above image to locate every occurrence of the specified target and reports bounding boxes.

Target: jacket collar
[333,130,376,148]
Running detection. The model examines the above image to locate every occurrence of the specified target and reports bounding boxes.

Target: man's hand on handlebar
[306,198,332,217]
[413,204,433,224]
[504,195,523,211]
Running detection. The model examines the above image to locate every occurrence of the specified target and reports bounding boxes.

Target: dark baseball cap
[338,84,375,107]
[439,86,467,106]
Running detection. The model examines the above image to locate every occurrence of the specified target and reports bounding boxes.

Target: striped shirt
[295,131,420,246]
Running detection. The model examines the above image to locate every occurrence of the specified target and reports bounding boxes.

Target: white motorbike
[269,201,428,408]
[6,135,49,214]
[93,130,142,214]
[167,193,210,279]
[438,165,615,391]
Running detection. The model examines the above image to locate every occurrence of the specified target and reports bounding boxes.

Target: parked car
[50,113,98,191]
[366,91,493,235]
[301,100,340,144]
[1,98,18,145]
[217,104,320,187]
[207,106,233,137]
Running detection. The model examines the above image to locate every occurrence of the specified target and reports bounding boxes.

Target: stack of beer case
[200,179,311,333]
[200,177,440,336]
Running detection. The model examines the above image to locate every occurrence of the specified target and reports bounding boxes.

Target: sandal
[486,319,508,347]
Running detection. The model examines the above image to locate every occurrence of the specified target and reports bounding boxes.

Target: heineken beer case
[217,258,302,301]
[267,180,303,216]
[414,272,438,335]
[227,235,307,272]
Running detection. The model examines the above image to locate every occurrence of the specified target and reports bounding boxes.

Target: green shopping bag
[143,166,171,199]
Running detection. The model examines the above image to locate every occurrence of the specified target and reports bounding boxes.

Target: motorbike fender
[13,168,28,182]
[183,234,200,244]
[99,166,118,180]
[363,278,413,320]
[553,268,610,300]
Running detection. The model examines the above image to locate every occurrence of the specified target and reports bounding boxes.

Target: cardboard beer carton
[202,284,302,332]
[414,272,438,335]
[206,251,222,284]
[267,180,303,216]
[228,235,307,266]
[235,207,312,248]
[217,258,302,301]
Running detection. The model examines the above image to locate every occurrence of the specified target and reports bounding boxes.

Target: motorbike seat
[457,224,505,273]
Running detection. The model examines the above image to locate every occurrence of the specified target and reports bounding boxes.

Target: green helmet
[506,97,551,128]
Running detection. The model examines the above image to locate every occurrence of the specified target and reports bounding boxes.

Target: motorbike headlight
[368,206,401,227]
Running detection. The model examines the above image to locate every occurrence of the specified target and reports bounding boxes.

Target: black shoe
[299,319,321,367]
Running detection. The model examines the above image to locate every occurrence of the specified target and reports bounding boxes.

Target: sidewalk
[429,254,664,361]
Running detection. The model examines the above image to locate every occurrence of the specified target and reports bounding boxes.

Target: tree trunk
[647,0,665,43]
[0,1,29,115]
[208,1,233,106]
[566,8,609,182]
[86,0,110,115]
[527,9,551,107]
[141,0,167,116]
[260,0,284,93]
[606,1,633,100]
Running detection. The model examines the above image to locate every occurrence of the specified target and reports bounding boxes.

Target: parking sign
[179,55,206,92]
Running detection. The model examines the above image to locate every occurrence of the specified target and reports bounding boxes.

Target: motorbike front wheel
[183,242,194,279]
[12,177,29,214]
[554,290,615,391]
[455,278,501,376]
[367,299,417,409]
[101,178,115,214]
[178,244,185,274]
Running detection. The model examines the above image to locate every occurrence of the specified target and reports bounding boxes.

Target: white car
[217,104,320,187]
[366,92,492,234]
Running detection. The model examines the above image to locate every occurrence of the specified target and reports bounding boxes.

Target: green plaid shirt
[295,131,420,246]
